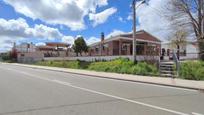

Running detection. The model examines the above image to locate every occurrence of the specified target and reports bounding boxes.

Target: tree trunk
[198,39,204,61]
[177,45,180,60]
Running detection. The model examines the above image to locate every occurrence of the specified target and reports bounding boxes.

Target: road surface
[0,63,204,115]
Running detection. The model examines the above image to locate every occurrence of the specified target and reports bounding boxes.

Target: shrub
[1,54,16,63]
[129,62,159,76]
[88,58,158,76]
[179,61,204,80]
[35,58,159,76]
[36,60,80,69]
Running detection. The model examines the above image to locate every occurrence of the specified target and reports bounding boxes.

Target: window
[122,43,129,51]
[21,54,25,57]
[95,47,99,53]
[103,44,108,50]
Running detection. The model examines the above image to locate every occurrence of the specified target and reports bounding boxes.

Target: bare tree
[169,29,187,59]
[168,0,204,60]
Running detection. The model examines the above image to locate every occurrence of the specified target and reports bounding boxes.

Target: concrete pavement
[0,63,204,115]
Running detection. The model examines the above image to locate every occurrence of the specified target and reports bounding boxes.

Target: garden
[26,58,204,81]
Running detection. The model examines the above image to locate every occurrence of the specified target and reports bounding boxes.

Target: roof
[120,30,161,42]
[46,42,70,47]
[37,46,56,51]
[89,30,161,47]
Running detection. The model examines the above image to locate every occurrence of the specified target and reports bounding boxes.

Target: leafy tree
[169,29,187,59]
[73,37,88,56]
[167,0,204,60]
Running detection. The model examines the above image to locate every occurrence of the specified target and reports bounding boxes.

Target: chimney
[101,32,105,42]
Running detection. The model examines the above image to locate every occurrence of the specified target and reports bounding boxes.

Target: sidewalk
[12,63,204,90]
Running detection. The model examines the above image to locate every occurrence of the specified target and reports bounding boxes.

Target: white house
[15,43,36,53]
[161,41,199,60]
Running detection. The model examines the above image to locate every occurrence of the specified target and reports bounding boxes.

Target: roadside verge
[9,63,204,90]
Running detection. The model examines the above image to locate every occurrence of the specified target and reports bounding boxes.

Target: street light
[132,0,146,63]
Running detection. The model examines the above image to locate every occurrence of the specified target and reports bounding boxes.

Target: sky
[0,0,170,52]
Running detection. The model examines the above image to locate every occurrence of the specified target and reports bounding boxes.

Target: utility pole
[132,0,146,63]
[132,0,137,64]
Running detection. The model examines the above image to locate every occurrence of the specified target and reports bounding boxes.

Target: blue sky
[0,0,168,52]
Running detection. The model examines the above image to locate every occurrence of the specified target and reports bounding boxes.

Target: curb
[11,63,204,91]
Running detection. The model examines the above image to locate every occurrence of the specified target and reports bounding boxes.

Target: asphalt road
[0,63,204,115]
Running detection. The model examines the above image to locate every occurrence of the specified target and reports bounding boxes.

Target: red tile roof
[46,42,70,47]
[37,46,55,51]
[120,30,161,42]
[89,30,161,47]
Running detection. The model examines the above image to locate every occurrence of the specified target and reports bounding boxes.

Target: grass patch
[34,59,204,80]
[36,60,91,69]
[88,58,159,76]
[179,61,204,80]
[35,58,159,76]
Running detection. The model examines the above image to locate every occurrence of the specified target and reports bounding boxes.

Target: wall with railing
[44,55,160,62]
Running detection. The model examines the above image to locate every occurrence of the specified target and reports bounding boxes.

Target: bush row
[179,61,204,80]
[35,58,159,76]
[36,60,81,69]
[88,58,159,76]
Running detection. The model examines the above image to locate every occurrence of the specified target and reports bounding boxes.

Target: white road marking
[3,67,191,115]
[52,79,71,85]
[192,112,203,115]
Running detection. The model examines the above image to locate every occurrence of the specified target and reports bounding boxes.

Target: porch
[89,39,161,57]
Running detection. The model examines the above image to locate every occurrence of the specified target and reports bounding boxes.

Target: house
[161,41,199,60]
[14,43,43,63]
[88,30,161,58]
[36,42,71,57]
[15,42,36,53]
[14,42,72,63]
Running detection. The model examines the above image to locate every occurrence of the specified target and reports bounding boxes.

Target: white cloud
[106,29,126,38]
[86,36,100,45]
[62,36,75,45]
[118,17,125,22]
[35,42,46,46]
[31,24,63,40]
[127,14,132,20]
[0,18,74,52]
[3,0,109,30]
[86,29,126,45]
[0,37,15,52]
[136,0,171,42]
[89,7,117,27]
[0,18,63,40]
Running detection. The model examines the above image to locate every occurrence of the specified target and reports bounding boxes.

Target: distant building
[36,42,71,57]
[13,43,43,63]
[161,41,199,60]
[15,43,36,53]
[13,30,163,62]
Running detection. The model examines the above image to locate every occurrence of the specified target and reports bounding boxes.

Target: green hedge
[34,59,204,80]
[179,61,204,80]
[36,60,81,69]
[35,58,159,76]
[88,58,159,76]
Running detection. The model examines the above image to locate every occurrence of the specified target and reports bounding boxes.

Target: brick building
[88,30,161,57]
[37,42,70,57]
